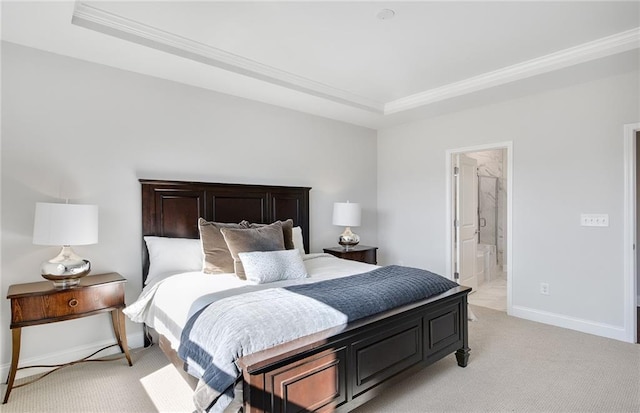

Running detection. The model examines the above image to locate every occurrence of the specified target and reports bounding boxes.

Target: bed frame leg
[143,325,154,347]
[455,295,470,367]
[455,347,470,367]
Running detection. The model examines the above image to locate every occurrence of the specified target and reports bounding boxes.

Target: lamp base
[41,275,88,288]
[41,246,91,288]
[338,227,360,251]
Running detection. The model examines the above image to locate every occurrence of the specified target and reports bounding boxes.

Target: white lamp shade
[33,202,98,246]
[332,202,361,227]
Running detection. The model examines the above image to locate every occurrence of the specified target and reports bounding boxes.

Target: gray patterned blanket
[178,265,458,412]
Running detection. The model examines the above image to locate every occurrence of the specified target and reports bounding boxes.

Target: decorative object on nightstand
[3,272,132,404]
[323,245,378,265]
[32,202,98,288]
[332,201,361,250]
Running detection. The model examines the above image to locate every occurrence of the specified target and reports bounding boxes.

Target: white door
[454,154,478,290]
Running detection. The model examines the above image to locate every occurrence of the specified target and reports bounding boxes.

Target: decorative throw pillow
[292,226,305,256]
[239,249,308,284]
[144,236,203,285]
[220,221,285,279]
[240,219,295,250]
[198,218,246,274]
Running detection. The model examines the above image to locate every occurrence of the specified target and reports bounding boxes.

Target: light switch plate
[580,213,609,227]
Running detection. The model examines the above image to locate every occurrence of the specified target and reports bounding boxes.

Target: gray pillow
[220,221,285,279]
[240,219,295,250]
[198,218,246,274]
[238,250,307,284]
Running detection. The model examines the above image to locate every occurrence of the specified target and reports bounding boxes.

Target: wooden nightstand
[3,272,132,404]
[323,245,378,265]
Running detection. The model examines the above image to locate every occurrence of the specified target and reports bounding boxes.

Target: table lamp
[332,201,361,251]
[33,202,98,288]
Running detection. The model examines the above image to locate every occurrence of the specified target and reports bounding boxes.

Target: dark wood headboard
[140,179,311,285]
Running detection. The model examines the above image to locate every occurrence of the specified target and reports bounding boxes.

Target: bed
[130,179,471,413]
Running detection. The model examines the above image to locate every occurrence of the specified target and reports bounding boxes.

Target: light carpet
[2,306,638,412]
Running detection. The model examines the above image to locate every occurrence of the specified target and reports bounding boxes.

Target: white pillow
[292,226,306,256]
[238,249,308,285]
[144,236,203,285]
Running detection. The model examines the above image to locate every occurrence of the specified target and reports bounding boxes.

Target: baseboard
[511,305,628,342]
[0,331,144,380]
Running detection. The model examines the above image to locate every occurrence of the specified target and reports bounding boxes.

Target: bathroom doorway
[448,143,512,313]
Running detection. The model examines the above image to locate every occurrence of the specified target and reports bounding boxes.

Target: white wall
[0,42,377,372]
[378,68,639,340]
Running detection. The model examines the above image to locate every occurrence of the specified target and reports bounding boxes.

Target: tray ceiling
[3,1,639,129]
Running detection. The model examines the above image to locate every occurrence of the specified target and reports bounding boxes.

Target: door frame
[446,141,513,315]
[623,122,638,343]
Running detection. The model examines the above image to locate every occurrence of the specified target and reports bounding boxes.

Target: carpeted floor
[2,305,639,412]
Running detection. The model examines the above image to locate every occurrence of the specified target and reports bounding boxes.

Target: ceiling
[2,1,639,129]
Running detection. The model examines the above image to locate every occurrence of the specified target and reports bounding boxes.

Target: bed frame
[140,179,470,413]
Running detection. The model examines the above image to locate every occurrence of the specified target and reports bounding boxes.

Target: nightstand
[3,272,132,404]
[323,245,378,265]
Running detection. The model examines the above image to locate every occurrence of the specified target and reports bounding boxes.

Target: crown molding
[71,2,385,114]
[71,2,639,117]
[384,27,640,115]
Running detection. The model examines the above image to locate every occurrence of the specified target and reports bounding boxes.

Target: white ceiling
[2,1,639,129]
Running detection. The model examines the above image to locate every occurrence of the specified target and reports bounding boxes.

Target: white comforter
[123,253,377,350]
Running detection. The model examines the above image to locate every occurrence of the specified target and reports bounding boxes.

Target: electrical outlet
[540,283,550,295]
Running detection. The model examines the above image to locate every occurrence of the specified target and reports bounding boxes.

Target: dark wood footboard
[237,286,470,413]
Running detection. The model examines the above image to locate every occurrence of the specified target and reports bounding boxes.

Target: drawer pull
[68,298,79,308]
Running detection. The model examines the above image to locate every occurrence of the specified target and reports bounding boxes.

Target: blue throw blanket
[179,265,458,412]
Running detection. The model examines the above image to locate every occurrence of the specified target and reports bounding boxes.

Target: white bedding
[123,253,377,350]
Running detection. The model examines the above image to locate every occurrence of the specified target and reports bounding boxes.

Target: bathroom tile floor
[468,273,507,312]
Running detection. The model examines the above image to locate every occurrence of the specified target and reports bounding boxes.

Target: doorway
[447,142,512,314]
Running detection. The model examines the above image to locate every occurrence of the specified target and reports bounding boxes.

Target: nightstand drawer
[10,283,124,326]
